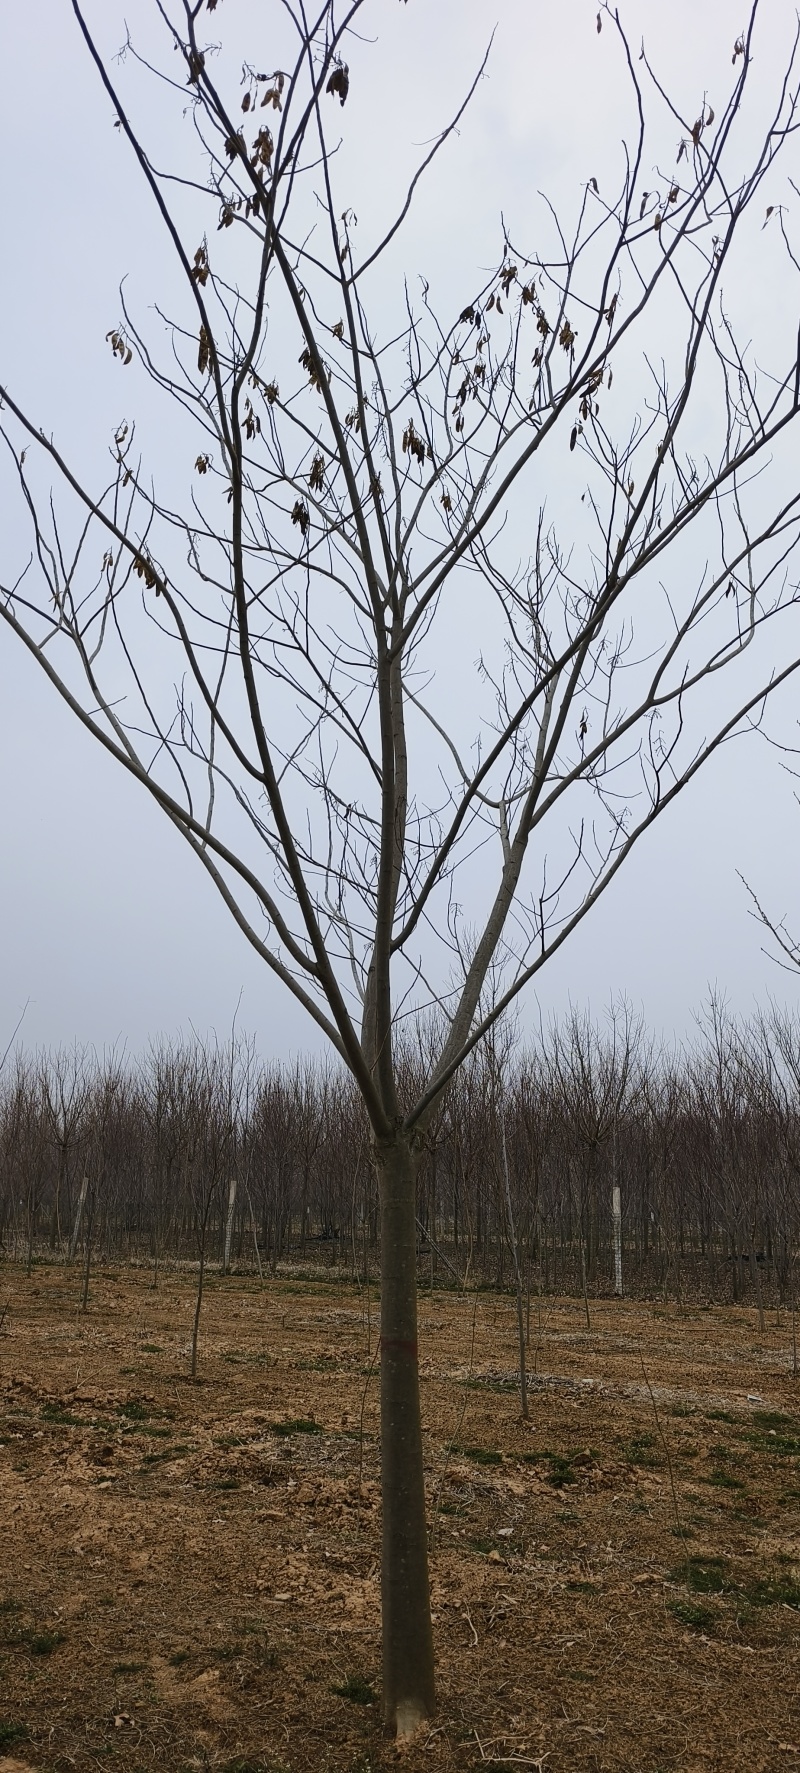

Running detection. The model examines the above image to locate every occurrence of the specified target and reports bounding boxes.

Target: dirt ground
[2,1263,800,1773]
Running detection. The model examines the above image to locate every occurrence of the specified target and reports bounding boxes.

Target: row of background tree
[2,996,800,1312]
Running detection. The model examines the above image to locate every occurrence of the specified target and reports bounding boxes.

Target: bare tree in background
[3,0,800,1733]
[41,1047,91,1255]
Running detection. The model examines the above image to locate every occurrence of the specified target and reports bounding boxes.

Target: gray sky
[1,0,799,1059]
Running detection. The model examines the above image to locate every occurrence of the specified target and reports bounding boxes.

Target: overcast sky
[1,0,799,1062]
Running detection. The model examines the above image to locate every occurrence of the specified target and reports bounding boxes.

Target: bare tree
[41,1046,91,1255]
[3,0,800,1733]
[545,1000,643,1318]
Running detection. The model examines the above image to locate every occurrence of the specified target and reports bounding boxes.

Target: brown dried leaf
[326,63,349,106]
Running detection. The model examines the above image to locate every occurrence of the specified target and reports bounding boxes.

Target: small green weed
[112,1661,145,1675]
[452,1444,502,1466]
[751,1410,795,1432]
[40,1405,89,1428]
[141,1441,190,1466]
[221,1351,273,1368]
[676,1555,728,1595]
[29,1630,64,1655]
[743,1574,800,1609]
[704,1468,745,1490]
[668,1598,717,1631]
[624,1433,662,1469]
[332,1673,376,1705]
[536,1451,577,1485]
[271,1418,321,1437]
[746,1429,800,1458]
[0,1723,28,1747]
[140,1344,163,1354]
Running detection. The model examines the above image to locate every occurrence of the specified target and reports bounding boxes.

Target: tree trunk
[612,1184,623,1298]
[191,1240,206,1379]
[222,1174,237,1274]
[501,1121,528,1419]
[69,1173,89,1262]
[375,1136,435,1737]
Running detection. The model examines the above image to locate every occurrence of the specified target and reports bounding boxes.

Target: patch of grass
[0,1599,21,1615]
[746,1428,800,1458]
[452,1444,502,1466]
[743,1573,800,1609]
[675,1555,728,1595]
[112,1661,145,1675]
[169,1650,192,1667]
[214,1478,240,1491]
[566,1580,595,1593]
[141,1443,191,1467]
[534,1451,577,1485]
[1,1618,66,1656]
[222,1354,274,1368]
[0,1722,28,1747]
[751,1410,795,1432]
[468,1537,497,1555]
[668,1598,717,1632]
[624,1432,662,1469]
[214,1433,248,1448]
[271,1418,321,1436]
[140,1343,163,1354]
[332,1673,376,1705]
[703,1468,746,1490]
[706,1409,736,1424]
[28,1630,65,1655]
[40,1404,90,1428]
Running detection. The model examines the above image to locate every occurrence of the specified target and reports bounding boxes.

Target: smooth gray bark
[375,1137,435,1735]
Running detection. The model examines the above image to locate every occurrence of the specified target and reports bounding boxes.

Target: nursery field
[1,1265,800,1773]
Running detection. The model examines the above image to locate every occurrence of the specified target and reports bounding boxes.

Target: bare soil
[2,1263,800,1773]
